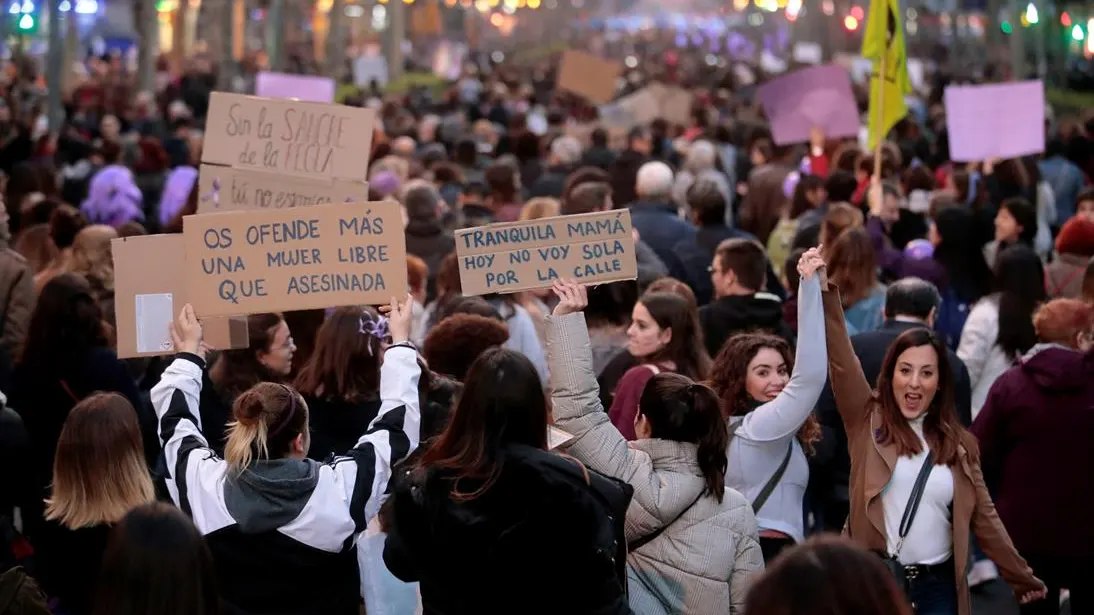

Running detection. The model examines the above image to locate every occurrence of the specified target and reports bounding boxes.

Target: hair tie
[267,383,298,440]
[358,312,390,355]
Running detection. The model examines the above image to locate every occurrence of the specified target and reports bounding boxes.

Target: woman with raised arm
[708,248,827,563]
[150,298,421,615]
[820,259,1046,615]
[547,280,763,615]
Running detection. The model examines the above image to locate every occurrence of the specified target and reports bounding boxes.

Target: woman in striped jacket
[151,299,420,615]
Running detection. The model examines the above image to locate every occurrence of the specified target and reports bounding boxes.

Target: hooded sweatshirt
[972,343,1094,559]
[150,347,422,615]
[699,293,796,358]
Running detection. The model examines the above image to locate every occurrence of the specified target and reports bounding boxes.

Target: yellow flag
[862,0,911,150]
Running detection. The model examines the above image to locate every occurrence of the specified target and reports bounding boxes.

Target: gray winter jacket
[547,313,764,615]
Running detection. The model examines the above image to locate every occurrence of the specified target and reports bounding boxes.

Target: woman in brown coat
[821,272,1046,615]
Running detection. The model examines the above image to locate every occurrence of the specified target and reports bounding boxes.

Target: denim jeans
[907,565,959,615]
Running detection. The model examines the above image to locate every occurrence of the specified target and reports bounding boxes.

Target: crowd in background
[0,30,1090,615]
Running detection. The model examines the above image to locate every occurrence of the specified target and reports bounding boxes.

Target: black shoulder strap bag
[881,452,935,594]
[629,439,794,552]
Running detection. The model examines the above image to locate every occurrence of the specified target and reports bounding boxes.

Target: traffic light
[1072,23,1085,41]
[1000,20,1013,34]
[13,0,38,33]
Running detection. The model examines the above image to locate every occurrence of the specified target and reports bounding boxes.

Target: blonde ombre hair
[45,393,154,529]
[224,382,309,474]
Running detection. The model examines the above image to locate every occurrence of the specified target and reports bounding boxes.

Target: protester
[608,290,710,439]
[547,279,762,614]
[972,298,1094,615]
[34,393,155,615]
[201,313,295,455]
[958,245,1046,419]
[1045,215,1094,298]
[699,238,793,357]
[629,161,694,268]
[708,248,826,562]
[744,535,914,615]
[92,502,220,615]
[11,274,152,534]
[294,306,387,462]
[827,227,886,335]
[151,298,420,615]
[382,342,632,615]
[821,265,1046,614]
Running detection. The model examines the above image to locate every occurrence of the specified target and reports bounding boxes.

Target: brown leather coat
[822,286,1039,615]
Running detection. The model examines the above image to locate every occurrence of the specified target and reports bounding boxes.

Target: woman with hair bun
[151,297,421,615]
[546,280,763,615]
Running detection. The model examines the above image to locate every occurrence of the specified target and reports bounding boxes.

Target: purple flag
[255,72,336,103]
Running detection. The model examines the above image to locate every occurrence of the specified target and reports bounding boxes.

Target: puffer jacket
[548,313,764,615]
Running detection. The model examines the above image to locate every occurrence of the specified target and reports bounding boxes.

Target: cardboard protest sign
[255,72,337,103]
[183,201,406,318]
[944,80,1045,162]
[113,234,249,358]
[599,85,693,129]
[556,50,622,105]
[202,92,375,182]
[757,65,860,146]
[455,210,636,296]
[197,164,368,214]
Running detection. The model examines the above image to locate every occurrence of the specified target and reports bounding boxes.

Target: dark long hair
[998,197,1038,249]
[708,334,821,454]
[744,535,913,615]
[211,313,286,403]
[638,292,711,381]
[994,244,1045,359]
[638,373,728,501]
[294,307,383,403]
[20,272,108,372]
[415,348,548,501]
[93,502,220,615]
[873,328,974,466]
[932,207,992,302]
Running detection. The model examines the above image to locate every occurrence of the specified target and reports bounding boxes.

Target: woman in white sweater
[707,248,828,562]
[957,244,1046,418]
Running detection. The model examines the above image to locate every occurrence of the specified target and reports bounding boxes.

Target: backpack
[934,286,971,350]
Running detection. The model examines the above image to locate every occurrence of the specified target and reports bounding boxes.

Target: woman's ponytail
[639,375,729,502]
[224,383,306,474]
[688,383,729,503]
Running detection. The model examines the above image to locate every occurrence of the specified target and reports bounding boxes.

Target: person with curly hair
[423,313,509,382]
[708,248,828,564]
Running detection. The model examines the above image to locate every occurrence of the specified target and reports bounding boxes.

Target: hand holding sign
[169,303,204,359]
[551,279,588,316]
[379,294,414,344]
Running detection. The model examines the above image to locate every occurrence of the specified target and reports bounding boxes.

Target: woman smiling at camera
[820,257,1045,615]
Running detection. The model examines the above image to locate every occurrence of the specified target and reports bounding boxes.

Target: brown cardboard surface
[112,234,249,358]
[183,200,407,317]
[202,92,375,182]
[556,50,622,105]
[197,164,369,214]
[455,210,636,295]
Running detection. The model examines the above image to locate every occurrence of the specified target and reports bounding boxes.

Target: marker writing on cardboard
[462,212,629,290]
[224,102,351,176]
[200,226,268,304]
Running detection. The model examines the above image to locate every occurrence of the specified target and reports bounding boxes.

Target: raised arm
[736,272,827,442]
[331,296,421,533]
[821,282,874,437]
[546,281,668,536]
[150,305,216,512]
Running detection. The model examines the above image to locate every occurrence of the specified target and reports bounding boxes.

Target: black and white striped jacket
[150,347,421,615]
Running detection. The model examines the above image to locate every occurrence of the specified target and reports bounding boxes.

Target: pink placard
[944,80,1045,162]
[255,72,336,103]
[757,65,860,146]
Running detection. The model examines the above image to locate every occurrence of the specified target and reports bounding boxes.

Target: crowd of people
[0,32,1090,615]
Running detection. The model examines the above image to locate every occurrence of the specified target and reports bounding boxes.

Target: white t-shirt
[882,416,955,565]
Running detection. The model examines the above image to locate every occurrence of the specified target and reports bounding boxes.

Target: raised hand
[797,246,827,282]
[169,304,203,359]
[379,294,414,344]
[551,279,588,316]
